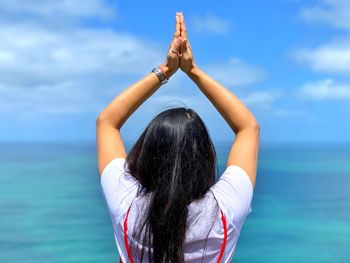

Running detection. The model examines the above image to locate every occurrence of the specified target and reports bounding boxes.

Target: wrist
[151,65,169,85]
[160,64,175,78]
[187,64,200,77]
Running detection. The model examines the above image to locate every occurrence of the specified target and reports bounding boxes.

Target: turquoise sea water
[0,142,349,262]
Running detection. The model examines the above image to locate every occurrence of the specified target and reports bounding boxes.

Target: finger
[179,13,187,38]
[170,36,181,48]
[181,38,188,52]
[169,37,181,55]
[174,13,181,38]
[175,36,182,55]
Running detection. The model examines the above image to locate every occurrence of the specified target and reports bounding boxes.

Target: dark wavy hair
[125,106,218,263]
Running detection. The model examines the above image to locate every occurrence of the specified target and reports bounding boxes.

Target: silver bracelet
[151,65,168,85]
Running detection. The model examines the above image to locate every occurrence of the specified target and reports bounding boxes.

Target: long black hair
[124,107,218,263]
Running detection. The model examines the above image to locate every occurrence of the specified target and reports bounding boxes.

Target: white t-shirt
[100,158,253,263]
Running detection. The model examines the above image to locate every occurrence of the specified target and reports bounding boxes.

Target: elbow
[248,114,260,131]
[241,119,260,134]
[96,113,108,126]
[96,116,101,126]
[96,113,122,129]
[252,120,260,132]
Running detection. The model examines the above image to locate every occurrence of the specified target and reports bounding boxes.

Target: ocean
[0,142,349,262]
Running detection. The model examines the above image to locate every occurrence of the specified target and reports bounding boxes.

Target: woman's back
[101,158,253,263]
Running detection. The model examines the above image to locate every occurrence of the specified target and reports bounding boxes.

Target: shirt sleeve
[210,165,254,230]
[100,158,139,220]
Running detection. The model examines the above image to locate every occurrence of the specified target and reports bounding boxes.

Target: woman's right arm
[177,13,260,187]
[187,66,260,187]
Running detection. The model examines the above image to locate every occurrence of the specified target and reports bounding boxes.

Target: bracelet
[159,64,169,80]
[151,65,168,85]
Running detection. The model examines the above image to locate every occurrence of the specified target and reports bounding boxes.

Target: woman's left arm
[96,13,183,176]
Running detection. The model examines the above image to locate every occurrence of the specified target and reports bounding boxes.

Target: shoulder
[209,165,254,228]
[100,157,140,219]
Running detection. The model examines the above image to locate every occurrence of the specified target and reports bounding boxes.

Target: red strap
[216,210,228,263]
[120,207,228,263]
[122,206,135,263]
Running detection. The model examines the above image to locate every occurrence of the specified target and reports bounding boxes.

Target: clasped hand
[162,12,196,78]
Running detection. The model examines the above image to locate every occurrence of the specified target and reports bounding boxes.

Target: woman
[96,12,259,263]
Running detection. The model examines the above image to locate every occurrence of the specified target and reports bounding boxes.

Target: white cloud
[241,90,281,109]
[203,58,267,87]
[0,23,163,86]
[0,2,167,115]
[0,0,115,20]
[300,0,350,30]
[146,58,271,112]
[291,37,350,74]
[147,94,207,112]
[0,3,268,117]
[293,1,350,74]
[189,14,231,35]
[297,78,350,100]
[0,82,96,116]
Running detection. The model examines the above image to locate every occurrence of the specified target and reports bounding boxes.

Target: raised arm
[188,66,260,187]
[178,14,260,187]
[96,13,183,176]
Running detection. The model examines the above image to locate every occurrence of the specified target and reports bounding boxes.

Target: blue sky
[1,0,349,143]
